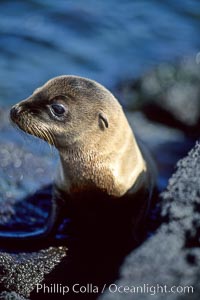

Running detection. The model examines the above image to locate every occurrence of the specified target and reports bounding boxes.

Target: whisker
[43,128,56,155]
[33,124,56,155]
[10,111,57,156]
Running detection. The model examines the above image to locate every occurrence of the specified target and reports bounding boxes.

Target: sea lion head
[10,75,122,150]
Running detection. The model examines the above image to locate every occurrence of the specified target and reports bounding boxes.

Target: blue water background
[0,0,200,106]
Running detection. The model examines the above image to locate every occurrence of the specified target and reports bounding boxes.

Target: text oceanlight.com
[36,283,194,295]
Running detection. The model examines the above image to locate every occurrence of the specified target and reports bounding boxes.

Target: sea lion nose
[10,105,20,121]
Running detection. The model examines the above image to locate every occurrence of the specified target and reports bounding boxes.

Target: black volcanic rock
[0,291,28,300]
[0,247,67,298]
[118,58,200,136]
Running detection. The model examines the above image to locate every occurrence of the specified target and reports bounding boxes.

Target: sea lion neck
[56,136,146,198]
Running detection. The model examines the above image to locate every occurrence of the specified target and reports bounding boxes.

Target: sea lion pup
[0,76,156,241]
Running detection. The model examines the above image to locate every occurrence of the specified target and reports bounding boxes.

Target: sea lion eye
[50,104,66,117]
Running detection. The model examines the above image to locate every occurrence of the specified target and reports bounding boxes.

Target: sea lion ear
[98,112,109,130]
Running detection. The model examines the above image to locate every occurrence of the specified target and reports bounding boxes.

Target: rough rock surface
[118,58,200,135]
[0,247,67,298]
[100,143,200,300]
[0,291,28,300]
